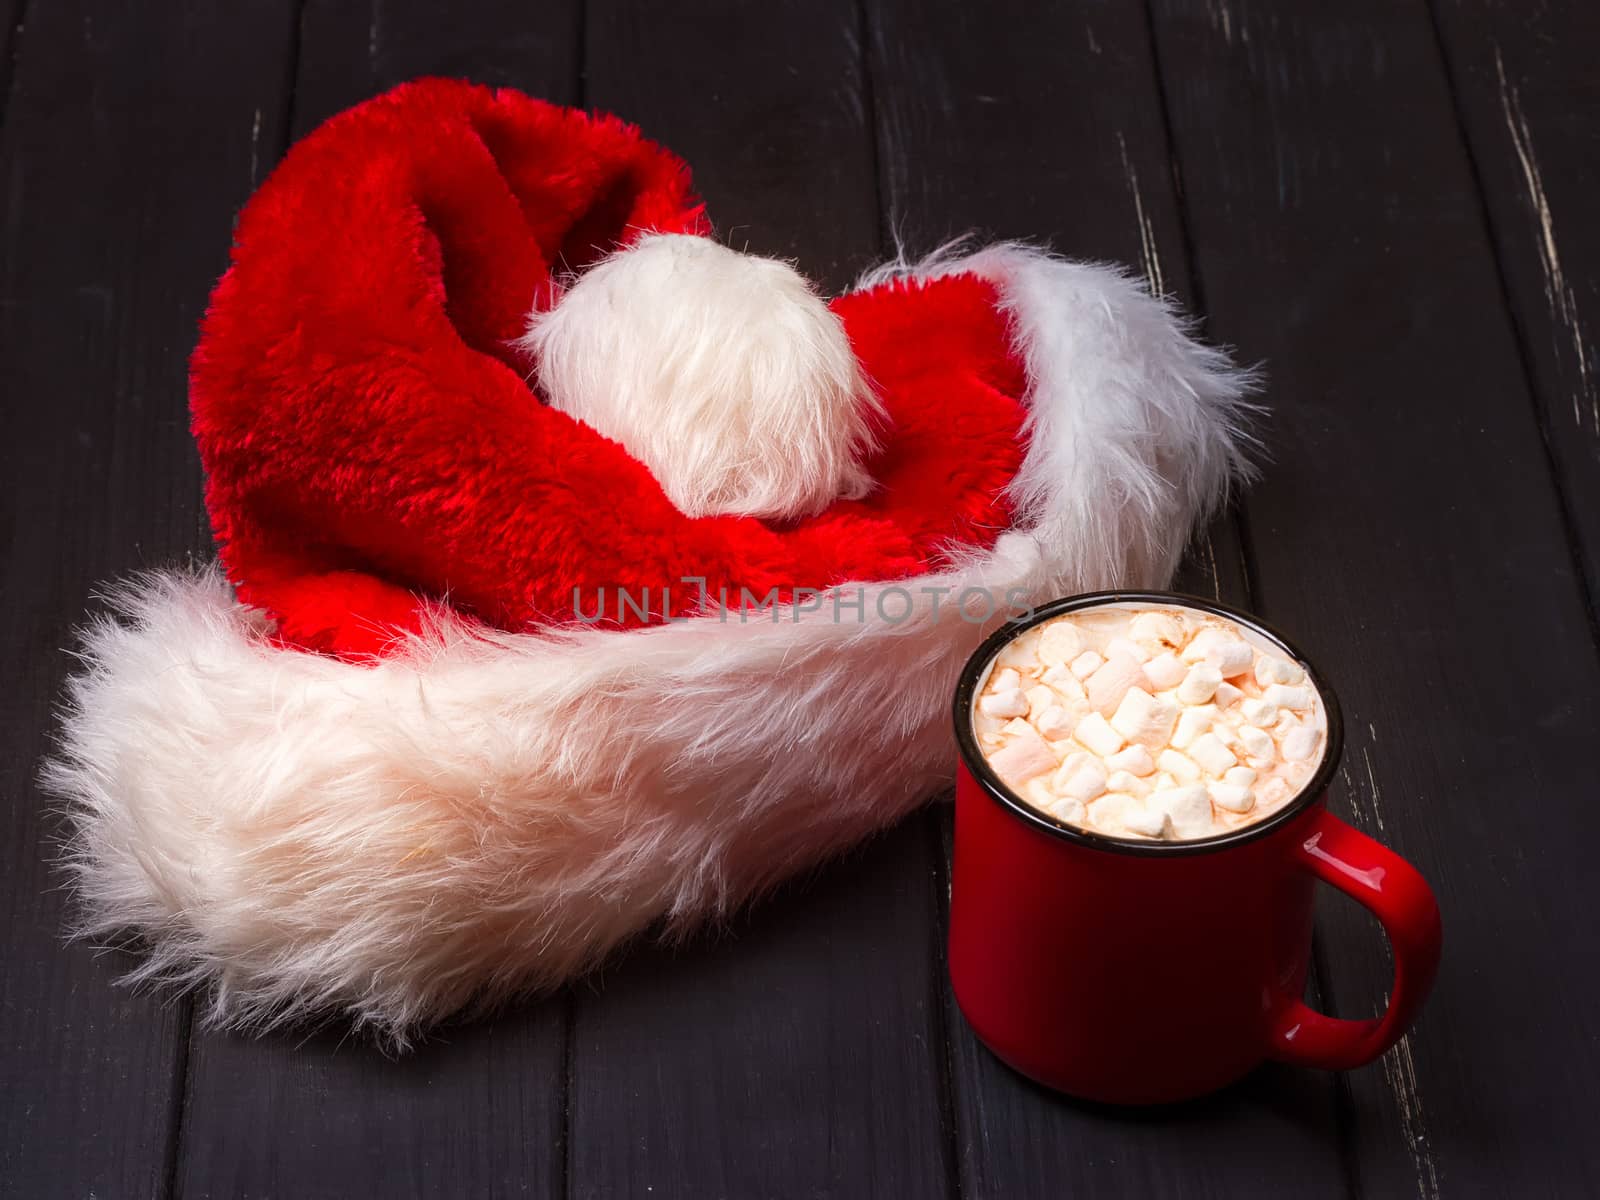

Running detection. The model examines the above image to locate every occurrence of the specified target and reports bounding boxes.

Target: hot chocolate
[971,601,1328,841]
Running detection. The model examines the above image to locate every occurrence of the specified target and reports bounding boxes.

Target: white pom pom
[520,233,880,520]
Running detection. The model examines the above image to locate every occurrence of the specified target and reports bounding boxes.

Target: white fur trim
[44,245,1258,1042]
[521,233,880,520]
[858,243,1258,586]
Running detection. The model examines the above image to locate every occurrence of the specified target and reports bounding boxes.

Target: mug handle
[1267,808,1443,1070]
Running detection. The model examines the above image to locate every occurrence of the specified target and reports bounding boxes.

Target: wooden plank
[170,5,577,1198]
[564,4,953,1198]
[1148,0,1600,1194]
[863,2,1353,1196]
[0,2,297,1197]
[1430,1,1600,612]
[173,1022,566,1200]
[582,0,882,292]
[294,0,581,107]
[0,0,25,115]
[568,834,952,1200]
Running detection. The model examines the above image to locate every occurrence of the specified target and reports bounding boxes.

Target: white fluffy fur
[44,245,1258,1043]
[522,233,880,520]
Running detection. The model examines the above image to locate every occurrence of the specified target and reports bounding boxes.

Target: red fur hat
[48,79,1257,1041]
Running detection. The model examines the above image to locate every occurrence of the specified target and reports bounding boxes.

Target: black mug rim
[952,590,1345,857]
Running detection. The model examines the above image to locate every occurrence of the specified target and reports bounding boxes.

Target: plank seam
[1135,6,1363,1197]
[926,809,964,1200]
[162,4,307,1195]
[1311,936,1368,1200]
[560,990,575,1200]
[855,0,890,260]
[278,0,307,155]
[857,4,960,1191]
[1421,0,1600,658]
[565,13,584,1194]
[575,0,588,108]
[159,1003,195,1200]
[0,0,30,137]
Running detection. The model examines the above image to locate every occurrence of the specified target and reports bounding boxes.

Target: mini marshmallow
[1240,698,1278,727]
[1106,637,1151,664]
[1109,687,1179,750]
[1176,663,1223,706]
[1280,724,1321,763]
[1052,750,1090,782]
[1205,639,1255,678]
[1254,656,1304,688]
[1121,802,1175,839]
[1150,785,1216,839]
[1105,743,1156,776]
[1022,777,1055,809]
[1223,765,1258,788]
[1187,732,1238,777]
[1129,610,1186,648]
[1057,759,1110,803]
[1106,770,1154,798]
[1086,655,1146,715]
[1211,723,1241,748]
[1143,652,1188,691]
[1088,791,1171,839]
[1156,748,1201,783]
[1002,718,1034,738]
[1041,664,1088,701]
[1069,650,1104,679]
[992,667,1021,693]
[1025,685,1056,716]
[1263,684,1314,712]
[1237,725,1275,761]
[1073,711,1125,757]
[1214,681,1243,709]
[1180,628,1228,663]
[987,728,1058,784]
[1048,795,1088,825]
[1087,792,1135,834]
[1170,706,1214,750]
[1259,776,1292,805]
[1032,705,1077,741]
[1038,622,1082,667]
[994,629,1041,670]
[1208,781,1256,813]
[979,689,1028,719]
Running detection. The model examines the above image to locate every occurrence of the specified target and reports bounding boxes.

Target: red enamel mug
[949,591,1442,1105]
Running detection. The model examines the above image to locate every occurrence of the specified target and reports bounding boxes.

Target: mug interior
[952,590,1345,857]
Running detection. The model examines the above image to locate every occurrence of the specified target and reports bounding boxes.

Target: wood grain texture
[169,5,577,1198]
[566,5,953,1198]
[175,1021,565,1200]
[584,0,882,293]
[0,2,296,1197]
[1149,0,1600,1194]
[294,0,581,112]
[568,835,953,1200]
[863,2,1351,1196]
[0,0,26,109]
[7,1,1600,1195]
[1429,0,1600,617]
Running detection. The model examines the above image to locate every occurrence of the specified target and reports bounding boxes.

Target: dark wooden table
[5,2,1598,1196]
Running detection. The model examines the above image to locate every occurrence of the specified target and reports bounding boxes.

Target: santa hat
[45,79,1257,1042]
